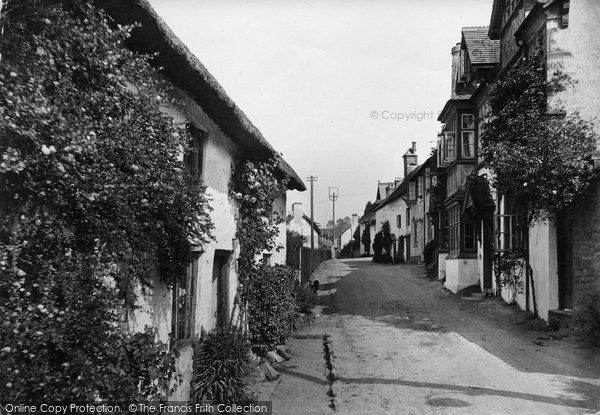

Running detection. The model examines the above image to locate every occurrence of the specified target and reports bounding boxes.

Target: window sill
[446,252,477,260]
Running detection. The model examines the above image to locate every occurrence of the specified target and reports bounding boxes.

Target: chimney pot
[292,202,303,223]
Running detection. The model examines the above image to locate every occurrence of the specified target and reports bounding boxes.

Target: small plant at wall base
[493,253,525,304]
[0,2,213,401]
[191,326,254,405]
[295,282,318,314]
[480,51,599,222]
[229,159,300,349]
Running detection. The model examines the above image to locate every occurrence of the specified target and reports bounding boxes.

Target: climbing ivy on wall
[480,51,599,222]
[229,159,298,348]
[0,0,213,401]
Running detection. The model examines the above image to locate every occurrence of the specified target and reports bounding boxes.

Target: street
[264,259,600,415]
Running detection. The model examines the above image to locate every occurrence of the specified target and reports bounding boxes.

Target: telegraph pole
[329,187,339,258]
[0,0,6,63]
[306,176,317,250]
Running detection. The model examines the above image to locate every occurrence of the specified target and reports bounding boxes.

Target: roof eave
[93,0,305,192]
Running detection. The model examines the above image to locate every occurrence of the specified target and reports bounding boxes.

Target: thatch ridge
[94,0,306,191]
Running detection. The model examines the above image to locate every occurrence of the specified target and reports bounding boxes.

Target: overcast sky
[148,0,494,226]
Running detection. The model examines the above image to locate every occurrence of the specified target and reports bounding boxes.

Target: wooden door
[213,251,230,329]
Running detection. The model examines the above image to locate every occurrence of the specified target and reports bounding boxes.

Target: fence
[287,246,332,284]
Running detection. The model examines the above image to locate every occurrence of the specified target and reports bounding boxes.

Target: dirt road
[266,258,600,414]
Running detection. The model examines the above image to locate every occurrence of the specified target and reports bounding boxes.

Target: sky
[148,0,494,227]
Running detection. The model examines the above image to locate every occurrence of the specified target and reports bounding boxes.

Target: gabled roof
[286,213,321,234]
[375,155,436,212]
[335,221,352,237]
[463,175,496,219]
[375,164,423,211]
[359,206,378,224]
[437,95,473,122]
[462,27,500,66]
[94,0,305,191]
[376,182,389,201]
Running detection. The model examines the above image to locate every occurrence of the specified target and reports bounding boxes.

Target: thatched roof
[94,0,305,191]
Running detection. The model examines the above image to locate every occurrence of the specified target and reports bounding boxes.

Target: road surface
[264,258,600,415]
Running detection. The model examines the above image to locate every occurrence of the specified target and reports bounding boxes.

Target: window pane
[446,133,456,160]
[462,114,475,129]
[462,131,475,158]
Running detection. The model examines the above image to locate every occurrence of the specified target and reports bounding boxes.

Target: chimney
[403,142,418,177]
[292,202,303,224]
[451,43,462,98]
[351,214,359,231]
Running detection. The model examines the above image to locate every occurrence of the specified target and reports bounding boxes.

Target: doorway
[556,217,573,310]
[212,250,231,329]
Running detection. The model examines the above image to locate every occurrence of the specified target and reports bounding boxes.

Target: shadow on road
[315,258,600,383]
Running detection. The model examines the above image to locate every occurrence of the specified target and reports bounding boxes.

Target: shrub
[394,248,405,264]
[423,240,435,266]
[191,327,253,405]
[245,265,297,349]
[339,241,354,258]
[372,231,383,262]
[361,226,371,255]
[295,282,318,313]
[0,1,212,401]
[572,288,600,346]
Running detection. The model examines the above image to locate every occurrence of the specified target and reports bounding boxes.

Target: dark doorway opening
[557,217,573,310]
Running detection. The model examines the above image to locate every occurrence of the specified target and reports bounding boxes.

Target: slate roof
[462,27,500,66]
[285,214,321,234]
[359,207,377,224]
[93,0,305,191]
[374,154,436,212]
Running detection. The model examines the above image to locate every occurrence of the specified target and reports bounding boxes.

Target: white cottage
[95,0,305,400]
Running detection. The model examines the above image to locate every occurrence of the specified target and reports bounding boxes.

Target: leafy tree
[380,221,393,263]
[352,226,360,248]
[480,51,599,222]
[372,231,383,262]
[361,226,371,255]
[0,1,213,401]
[363,201,373,215]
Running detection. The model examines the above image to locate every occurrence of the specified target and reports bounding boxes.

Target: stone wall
[569,181,600,311]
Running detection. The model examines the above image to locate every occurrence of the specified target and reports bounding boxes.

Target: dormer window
[184,124,206,181]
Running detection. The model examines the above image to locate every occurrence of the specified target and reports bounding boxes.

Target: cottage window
[406,208,411,227]
[408,182,416,201]
[425,168,431,190]
[442,210,449,250]
[448,205,460,252]
[418,176,424,198]
[464,222,476,250]
[396,214,402,229]
[495,214,525,253]
[462,131,475,158]
[447,171,458,195]
[172,257,197,341]
[461,114,475,129]
[184,124,205,181]
[445,133,456,161]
